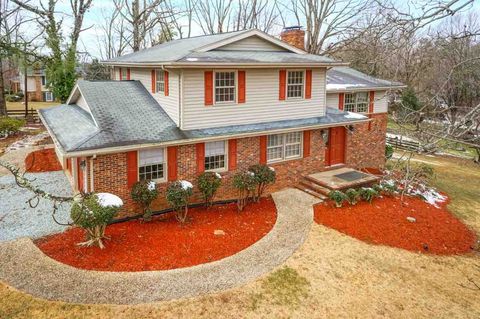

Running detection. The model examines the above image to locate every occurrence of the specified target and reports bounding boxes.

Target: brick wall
[345,113,388,169]
[89,122,387,218]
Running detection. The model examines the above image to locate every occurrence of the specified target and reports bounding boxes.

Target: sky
[15,0,480,60]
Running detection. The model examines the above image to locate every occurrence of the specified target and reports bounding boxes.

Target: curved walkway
[0,188,319,304]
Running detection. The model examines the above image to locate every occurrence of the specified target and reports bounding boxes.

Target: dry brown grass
[1,154,479,318]
[6,101,58,111]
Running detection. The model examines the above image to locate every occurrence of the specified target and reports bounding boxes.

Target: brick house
[20,68,55,102]
[39,28,405,217]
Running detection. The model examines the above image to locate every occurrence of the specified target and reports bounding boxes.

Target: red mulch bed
[35,197,277,272]
[314,196,477,255]
[25,148,62,172]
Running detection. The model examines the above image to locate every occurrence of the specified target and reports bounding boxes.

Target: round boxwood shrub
[197,171,222,207]
[166,180,193,223]
[248,164,276,202]
[131,180,159,221]
[328,190,348,208]
[70,193,122,249]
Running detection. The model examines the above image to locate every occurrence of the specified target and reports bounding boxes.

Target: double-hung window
[155,70,165,93]
[344,92,369,113]
[214,71,235,103]
[205,141,227,171]
[267,132,303,163]
[138,148,165,181]
[287,71,304,98]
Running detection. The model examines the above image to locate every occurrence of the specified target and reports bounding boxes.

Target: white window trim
[214,70,237,105]
[267,132,303,164]
[44,91,54,102]
[204,140,229,172]
[155,69,165,94]
[138,147,167,183]
[286,69,305,100]
[344,92,370,113]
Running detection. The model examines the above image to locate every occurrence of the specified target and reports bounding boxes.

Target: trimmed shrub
[248,164,276,202]
[70,193,122,249]
[329,190,348,208]
[0,117,25,137]
[345,188,360,205]
[197,171,222,207]
[359,187,379,203]
[5,94,21,102]
[232,171,256,211]
[380,181,398,196]
[131,180,159,221]
[166,180,193,223]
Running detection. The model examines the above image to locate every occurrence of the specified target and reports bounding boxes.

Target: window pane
[267,134,283,147]
[267,146,283,161]
[205,155,225,170]
[215,72,235,103]
[285,132,301,144]
[155,70,164,93]
[285,144,301,158]
[139,163,164,181]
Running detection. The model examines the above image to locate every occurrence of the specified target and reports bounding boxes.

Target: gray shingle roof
[104,29,343,66]
[39,80,368,154]
[327,67,405,91]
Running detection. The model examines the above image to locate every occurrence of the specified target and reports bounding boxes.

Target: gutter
[101,61,350,68]
[62,117,371,158]
[326,85,407,93]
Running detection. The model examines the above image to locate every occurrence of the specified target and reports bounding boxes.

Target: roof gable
[196,29,305,54]
[213,35,288,52]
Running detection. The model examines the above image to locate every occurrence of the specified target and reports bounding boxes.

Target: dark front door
[326,127,345,166]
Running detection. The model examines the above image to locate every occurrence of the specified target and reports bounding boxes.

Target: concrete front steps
[295,177,331,200]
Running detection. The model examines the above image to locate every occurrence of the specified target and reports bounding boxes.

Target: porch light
[347,125,355,133]
[321,129,329,142]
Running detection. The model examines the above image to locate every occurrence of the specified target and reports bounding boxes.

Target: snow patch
[345,112,366,119]
[96,193,123,208]
[179,180,193,190]
[215,172,222,179]
[268,166,275,172]
[147,181,156,191]
[247,171,255,176]
[410,186,447,208]
[326,83,367,90]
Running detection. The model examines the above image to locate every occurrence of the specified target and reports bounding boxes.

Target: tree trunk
[0,56,7,116]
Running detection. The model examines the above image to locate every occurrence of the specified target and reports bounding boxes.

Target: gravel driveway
[0,171,72,241]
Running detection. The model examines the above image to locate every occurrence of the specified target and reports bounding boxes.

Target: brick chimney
[280,26,305,50]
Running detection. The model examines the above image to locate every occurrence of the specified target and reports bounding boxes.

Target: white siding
[215,35,288,51]
[326,90,389,113]
[182,68,327,130]
[326,93,339,109]
[373,90,389,113]
[76,93,89,111]
[128,68,180,126]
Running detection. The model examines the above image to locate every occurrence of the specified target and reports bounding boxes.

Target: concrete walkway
[0,188,319,305]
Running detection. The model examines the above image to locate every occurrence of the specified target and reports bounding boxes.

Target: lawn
[0,154,479,318]
[6,101,59,111]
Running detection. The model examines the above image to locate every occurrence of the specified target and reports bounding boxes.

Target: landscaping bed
[35,197,277,271]
[24,148,62,172]
[314,195,477,255]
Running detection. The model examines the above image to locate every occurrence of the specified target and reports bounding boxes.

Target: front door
[326,127,345,166]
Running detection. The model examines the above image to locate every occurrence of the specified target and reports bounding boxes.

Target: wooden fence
[6,109,39,122]
[386,135,421,152]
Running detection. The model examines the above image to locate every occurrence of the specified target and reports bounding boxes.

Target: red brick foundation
[86,115,387,218]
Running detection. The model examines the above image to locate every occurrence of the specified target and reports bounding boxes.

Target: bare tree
[95,7,130,60]
[194,0,235,34]
[231,0,281,33]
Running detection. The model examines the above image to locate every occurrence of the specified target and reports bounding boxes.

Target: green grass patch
[256,266,310,308]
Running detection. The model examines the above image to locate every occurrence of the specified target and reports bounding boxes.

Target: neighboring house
[19,68,55,102]
[39,27,405,216]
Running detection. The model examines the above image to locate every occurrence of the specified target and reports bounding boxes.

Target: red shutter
[77,158,84,192]
[151,70,156,93]
[119,68,122,80]
[303,130,311,157]
[259,136,267,164]
[279,70,286,100]
[126,151,138,188]
[238,70,246,103]
[164,71,169,96]
[204,71,213,106]
[369,91,375,113]
[167,146,177,181]
[66,158,71,172]
[305,69,312,99]
[338,93,345,111]
[228,139,237,171]
[126,68,131,80]
[196,143,205,174]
